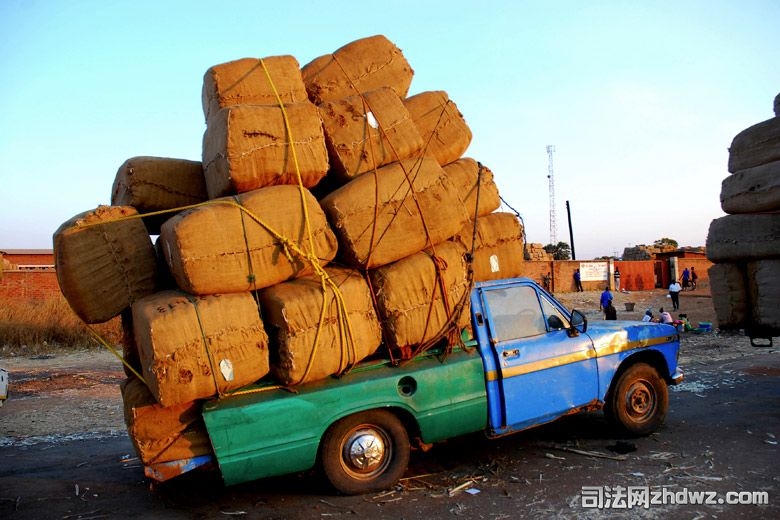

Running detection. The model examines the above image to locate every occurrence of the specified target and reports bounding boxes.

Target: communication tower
[547,145,557,244]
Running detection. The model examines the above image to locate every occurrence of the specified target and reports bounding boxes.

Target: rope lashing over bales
[185,294,225,399]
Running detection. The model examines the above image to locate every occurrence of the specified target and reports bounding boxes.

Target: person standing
[600,286,613,311]
[681,267,690,291]
[690,267,698,290]
[614,267,621,292]
[669,279,682,311]
[574,269,583,292]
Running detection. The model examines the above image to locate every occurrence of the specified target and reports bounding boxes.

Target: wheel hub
[346,429,386,472]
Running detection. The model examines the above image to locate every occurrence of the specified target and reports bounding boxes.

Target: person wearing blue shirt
[600,286,613,311]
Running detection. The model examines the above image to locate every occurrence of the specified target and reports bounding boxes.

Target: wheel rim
[624,379,656,422]
[341,426,391,480]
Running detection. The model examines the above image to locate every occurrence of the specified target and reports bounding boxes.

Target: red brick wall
[3,253,54,266]
[0,271,61,301]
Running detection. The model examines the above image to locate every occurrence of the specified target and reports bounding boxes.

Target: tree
[544,241,571,260]
[654,237,678,249]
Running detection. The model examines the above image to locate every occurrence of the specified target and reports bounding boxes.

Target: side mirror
[569,309,588,336]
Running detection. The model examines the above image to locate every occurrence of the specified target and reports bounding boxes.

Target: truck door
[478,283,598,434]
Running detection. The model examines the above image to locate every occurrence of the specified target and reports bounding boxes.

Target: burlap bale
[120,375,212,465]
[320,157,469,269]
[708,263,748,330]
[443,158,502,220]
[301,35,414,105]
[202,102,329,199]
[369,241,471,357]
[452,212,524,282]
[721,159,780,214]
[404,91,472,166]
[747,259,780,331]
[201,55,309,121]
[259,267,382,386]
[110,156,208,235]
[318,87,424,181]
[706,214,780,262]
[160,185,338,295]
[54,205,158,324]
[728,115,780,172]
[132,290,269,407]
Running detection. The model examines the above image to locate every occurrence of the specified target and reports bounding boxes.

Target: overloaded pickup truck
[146,277,683,494]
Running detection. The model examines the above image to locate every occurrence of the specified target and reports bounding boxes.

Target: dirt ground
[1,287,778,519]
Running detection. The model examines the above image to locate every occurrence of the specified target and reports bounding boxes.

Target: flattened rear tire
[607,363,668,436]
[320,410,410,495]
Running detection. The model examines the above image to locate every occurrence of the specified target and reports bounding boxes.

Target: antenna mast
[547,145,557,244]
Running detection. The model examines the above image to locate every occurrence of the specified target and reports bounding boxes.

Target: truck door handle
[502,349,520,358]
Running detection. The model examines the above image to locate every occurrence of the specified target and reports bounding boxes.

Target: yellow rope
[86,324,147,385]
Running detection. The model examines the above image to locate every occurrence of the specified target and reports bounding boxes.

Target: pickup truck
[146,277,683,494]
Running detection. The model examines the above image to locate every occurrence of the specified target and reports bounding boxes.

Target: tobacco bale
[404,91,472,166]
[202,102,329,198]
[708,263,748,330]
[728,115,780,172]
[318,87,424,181]
[159,185,338,295]
[720,159,780,214]
[258,267,382,386]
[201,55,309,121]
[369,241,471,357]
[301,35,414,105]
[706,214,780,262]
[747,259,780,331]
[120,375,212,465]
[443,158,502,219]
[111,156,208,234]
[132,290,269,407]
[320,157,469,269]
[54,205,158,324]
[452,212,524,282]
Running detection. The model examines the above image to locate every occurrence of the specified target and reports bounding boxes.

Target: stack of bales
[52,35,525,466]
[706,93,780,339]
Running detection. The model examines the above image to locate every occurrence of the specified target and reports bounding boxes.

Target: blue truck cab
[148,277,683,495]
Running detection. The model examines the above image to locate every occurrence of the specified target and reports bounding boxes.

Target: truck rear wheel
[607,363,668,436]
[320,409,410,495]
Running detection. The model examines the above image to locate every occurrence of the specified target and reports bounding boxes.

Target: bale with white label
[202,55,309,121]
[132,290,269,407]
[404,91,472,166]
[369,241,470,358]
[160,185,338,295]
[320,157,469,269]
[318,87,424,182]
[202,102,329,198]
[120,375,212,465]
[259,267,382,386]
[452,212,524,282]
[111,156,208,234]
[54,205,158,324]
[301,35,414,105]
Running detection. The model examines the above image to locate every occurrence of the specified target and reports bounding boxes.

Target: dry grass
[0,295,123,355]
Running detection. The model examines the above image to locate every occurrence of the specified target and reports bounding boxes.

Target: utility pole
[547,145,556,245]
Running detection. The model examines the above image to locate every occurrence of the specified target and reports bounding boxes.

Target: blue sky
[1,0,778,260]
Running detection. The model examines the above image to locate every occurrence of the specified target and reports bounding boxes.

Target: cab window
[484,285,547,341]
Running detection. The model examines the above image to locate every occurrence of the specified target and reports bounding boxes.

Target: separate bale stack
[405,91,472,166]
[132,290,269,407]
[54,205,158,324]
[452,212,524,282]
[120,375,212,465]
[202,102,329,199]
[111,156,208,235]
[708,94,780,336]
[301,35,414,105]
[320,156,469,269]
[159,185,338,295]
[443,158,502,219]
[201,55,310,121]
[258,267,382,386]
[318,86,424,182]
[369,241,471,359]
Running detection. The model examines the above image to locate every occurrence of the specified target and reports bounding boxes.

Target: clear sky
[1,0,778,260]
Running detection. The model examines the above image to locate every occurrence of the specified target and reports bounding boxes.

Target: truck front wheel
[607,363,668,436]
[320,409,410,495]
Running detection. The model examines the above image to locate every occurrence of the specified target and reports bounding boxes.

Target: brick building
[1,249,59,301]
